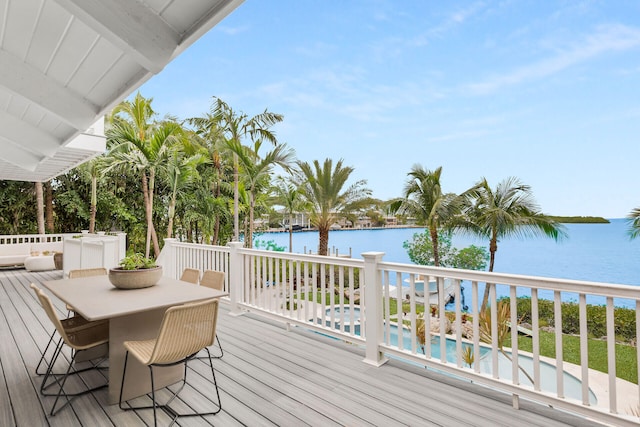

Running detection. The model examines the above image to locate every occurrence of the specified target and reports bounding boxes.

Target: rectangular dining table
[42,274,227,404]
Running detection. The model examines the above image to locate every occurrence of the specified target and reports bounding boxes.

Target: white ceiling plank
[54,0,179,74]
[0,49,99,130]
[0,136,43,171]
[0,110,61,155]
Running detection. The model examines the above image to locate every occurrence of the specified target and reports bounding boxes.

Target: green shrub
[502,296,636,342]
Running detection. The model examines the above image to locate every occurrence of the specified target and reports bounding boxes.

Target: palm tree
[296,158,371,256]
[210,97,283,242]
[626,207,640,239]
[106,93,182,258]
[227,139,295,247]
[163,148,206,239]
[391,165,463,266]
[77,157,106,234]
[461,177,566,311]
[187,113,233,245]
[271,176,306,252]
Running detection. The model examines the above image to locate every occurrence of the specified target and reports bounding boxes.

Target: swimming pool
[318,306,362,334]
[320,307,596,404]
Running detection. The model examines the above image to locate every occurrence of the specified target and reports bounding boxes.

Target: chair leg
[150,365,158,427]
[119,351,221,423]
[196,333,223,359]
[204,348,222,412]
[118,351,130,412]
[35,330,59,375]
[40,344,108,415]
[36,334,62,377]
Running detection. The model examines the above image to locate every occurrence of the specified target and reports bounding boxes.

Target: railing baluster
[472,281,479,373]
[454,279,462,368]
[579,293,589,405]
[438,276,446,364]
[409,275,417,353]
[607,297,617,413]
[303,261,310,323]
[383,270,390,345]
[637,300,640,409]
[532,288,540,390]
[489,283,498,378]
[510,285,519,385]
[396,272,405,352]
[554,290,564,399]
[312,263,318,327]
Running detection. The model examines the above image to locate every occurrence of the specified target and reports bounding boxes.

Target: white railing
[159,239,231,291]
[159,239,640,426]
[0,233,70,245]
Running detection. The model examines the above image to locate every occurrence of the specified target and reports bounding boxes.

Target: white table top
[42,275,227,321]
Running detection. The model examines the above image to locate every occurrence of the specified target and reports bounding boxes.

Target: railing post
[228,242,244,316]
[115,232,127,261]
[159,238,177,278]
[362,251,388,367]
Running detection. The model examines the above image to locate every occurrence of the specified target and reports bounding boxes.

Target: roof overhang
[0,0,244,182]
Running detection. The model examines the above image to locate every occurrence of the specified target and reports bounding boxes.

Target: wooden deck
[0,268,604,427]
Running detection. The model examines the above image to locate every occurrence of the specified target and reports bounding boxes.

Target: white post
[362,251,388,366]
[228,242,244,316]
[115,232,127,261]
[160,238,177,278]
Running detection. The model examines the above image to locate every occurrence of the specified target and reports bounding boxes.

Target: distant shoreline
[265,217,610,233]
[548,216,610,224]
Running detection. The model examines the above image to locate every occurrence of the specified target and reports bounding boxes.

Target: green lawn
[508,332,638,384]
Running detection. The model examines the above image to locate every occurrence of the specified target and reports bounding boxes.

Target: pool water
[319,306,595,404]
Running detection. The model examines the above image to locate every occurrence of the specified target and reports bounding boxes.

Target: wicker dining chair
[119,298,221,426]
[180,268,200,284]
[198,270,225,358]
[30,283,109,416]
[34,267,109,376]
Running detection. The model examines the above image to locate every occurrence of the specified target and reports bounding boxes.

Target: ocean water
[257,218,640,308]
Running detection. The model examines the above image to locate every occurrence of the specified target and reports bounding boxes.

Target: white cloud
[466,24,640,95]
[216,24,250,35]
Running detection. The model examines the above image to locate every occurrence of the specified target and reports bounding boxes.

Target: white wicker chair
[30,283,109,416]
[118,298,221,426]
[198,270,225,358]
[179,268,200,284]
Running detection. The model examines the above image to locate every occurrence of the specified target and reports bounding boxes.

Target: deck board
[0,268,605,427]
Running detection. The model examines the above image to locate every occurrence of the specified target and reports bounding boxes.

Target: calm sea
[257,218,640,309]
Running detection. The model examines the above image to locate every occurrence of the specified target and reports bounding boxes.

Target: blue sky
[139,1,640,218]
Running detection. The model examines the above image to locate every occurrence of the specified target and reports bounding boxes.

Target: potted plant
[108,253,163,289]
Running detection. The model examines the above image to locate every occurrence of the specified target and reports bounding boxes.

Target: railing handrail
[379,260,640,299]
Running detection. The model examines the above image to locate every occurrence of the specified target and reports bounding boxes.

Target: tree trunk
[318,226,329,256]
[35,182,45,234]
[147,171,161,258]
[288,213,293,252]
[45,182,54,232]
[430,226,439,266]
[167,193,176,239]
[89,175,97,233]
[480,240,498,312]
[141,173,153,258]
[247,192,254,249]
[233,153,239,241]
